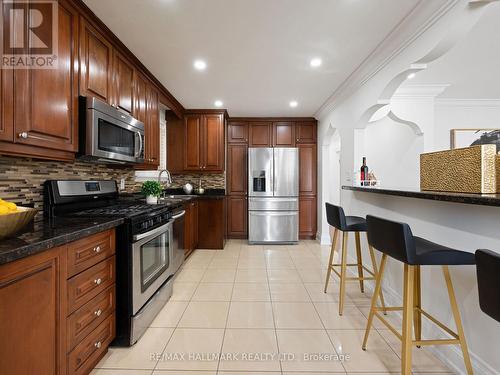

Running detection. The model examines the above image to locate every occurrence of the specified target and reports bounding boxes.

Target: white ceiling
[84,0,420,117]
[403,2,500,99]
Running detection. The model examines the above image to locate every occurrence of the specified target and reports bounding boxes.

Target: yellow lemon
[0,199,7,206]
[5,202,17,211]
[0,206,9,215]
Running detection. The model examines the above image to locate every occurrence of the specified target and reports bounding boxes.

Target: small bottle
[360,157,368,186]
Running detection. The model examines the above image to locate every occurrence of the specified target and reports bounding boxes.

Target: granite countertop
[162,188,226,200]
[0,216,124,266]
[343,185,500,207]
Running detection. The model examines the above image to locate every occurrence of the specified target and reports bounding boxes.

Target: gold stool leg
[402,264,415,375]
[355,232,365,293]
[413,265,422,348]
[442,266,474,375]
[324,228,339,293]
[368,243,387,314]
[339,231,348,316]
[362,254,387,350]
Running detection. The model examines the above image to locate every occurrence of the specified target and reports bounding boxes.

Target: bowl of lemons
[0,200,38,239]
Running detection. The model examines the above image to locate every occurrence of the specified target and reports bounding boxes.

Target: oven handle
[171,210,185,220]
[133,222,171,242]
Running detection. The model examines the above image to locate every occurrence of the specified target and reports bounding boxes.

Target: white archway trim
[387,110,424,136]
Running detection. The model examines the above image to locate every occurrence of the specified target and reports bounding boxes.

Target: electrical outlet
[120,178,126,190]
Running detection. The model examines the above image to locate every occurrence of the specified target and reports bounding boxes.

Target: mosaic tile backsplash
[0,156,226,210]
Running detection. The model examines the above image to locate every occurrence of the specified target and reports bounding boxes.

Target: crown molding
[315,0,461,119]
[435,98,500,106]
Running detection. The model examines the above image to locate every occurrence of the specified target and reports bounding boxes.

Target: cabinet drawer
[67,286,115,351]
[67,229,115,278]
[67,257,115,314]
[68,313,115,375]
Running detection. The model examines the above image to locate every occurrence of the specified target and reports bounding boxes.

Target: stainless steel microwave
[79,96,145,164]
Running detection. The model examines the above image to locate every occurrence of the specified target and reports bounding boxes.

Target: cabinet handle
[18,132,46,141]
[93,245,101,253]
[94,309,102,317]
[94,341,102,349]
[18,132,28,139]
[94,278,102,285]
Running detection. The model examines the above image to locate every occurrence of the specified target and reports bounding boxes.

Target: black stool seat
[344,216,368,232]
[414,237,475,266]
[476,249,500,323]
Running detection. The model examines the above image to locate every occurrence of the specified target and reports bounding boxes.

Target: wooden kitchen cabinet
[134,72,148,124]
[227,144,248,195]
[144,85,160,166]
[227,196,248,238]
[198,198,226,249]
[166,111,185,173]
[273,121,296,147]
[184,112,225,172]
[11,0,79,157]
[296,121,317,143]
[112,51,135,114]
[0,0,13,144]
[249,121,272,147]
[299,143,317,196]
[80,18,113,104]
[0,246,66,375]
[227,121,248,143]
[299,196,317,239]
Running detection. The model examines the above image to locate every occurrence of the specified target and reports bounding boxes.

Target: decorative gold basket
[0,207,38,239]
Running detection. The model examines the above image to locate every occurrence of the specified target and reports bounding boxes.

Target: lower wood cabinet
[198,198,226,249]
[299,196,317,239]
[0,228,116,375]
[227,196,248,239]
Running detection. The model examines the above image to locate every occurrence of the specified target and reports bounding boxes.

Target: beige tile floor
[93,240,455,375]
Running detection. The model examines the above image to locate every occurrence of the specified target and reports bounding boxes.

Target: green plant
[141,180,162,197]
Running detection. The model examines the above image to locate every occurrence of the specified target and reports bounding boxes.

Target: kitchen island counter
[343,185,500,207]
[0,216,124,266]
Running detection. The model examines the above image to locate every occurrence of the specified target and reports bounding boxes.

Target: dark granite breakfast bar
[343,185,500,207]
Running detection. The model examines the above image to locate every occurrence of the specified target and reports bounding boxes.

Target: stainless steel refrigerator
[248,147,299,244]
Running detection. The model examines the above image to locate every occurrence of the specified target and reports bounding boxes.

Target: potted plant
[141,180,162,204]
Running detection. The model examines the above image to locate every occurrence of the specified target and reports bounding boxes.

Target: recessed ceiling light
[193,60,207,71]
[407,72,416,80]
[310,58,322,67]
[214,100,223,107]
[289,100,298,108]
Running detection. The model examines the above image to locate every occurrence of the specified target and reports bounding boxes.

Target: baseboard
[343,254,497,375]
[320,233,331,245]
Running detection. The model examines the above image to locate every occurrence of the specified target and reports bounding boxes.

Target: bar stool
[476,249,500,323]
[363,215,474,375]
[324,203,386,315]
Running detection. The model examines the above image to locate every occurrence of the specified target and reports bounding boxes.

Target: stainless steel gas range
[44,180,185,346]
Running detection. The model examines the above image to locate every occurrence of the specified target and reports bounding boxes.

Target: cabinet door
[113,51,134,114]
[227,144,248,194]
[166,111,185,173]
[249,122,272,147]
[0,247,64,375]
[299,196,317,239]
[228,121,248,143]
[273,121,295,147]
[299,144,317,195]
[146,85,159,166]
[227,196,248,238]
[14,0,78,152]
[193,200,199,249]
[0,67,13,142]
[184,115,202,170]
[134,73,148,124]
[203,114,224,171]
[80,18,113,104]
[296,121,317,143]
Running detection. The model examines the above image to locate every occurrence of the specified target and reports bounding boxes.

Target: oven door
[132,222,173,315]
[89,109,144,163]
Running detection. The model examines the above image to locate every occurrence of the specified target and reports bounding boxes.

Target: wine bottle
[360,157,368,186]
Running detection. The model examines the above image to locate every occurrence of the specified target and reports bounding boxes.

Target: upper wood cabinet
[228,121,248,143]
[80,19,113,104]
[0,69,13,143]
[145,85,160,166]
[184,112,225,172]
[134,72,148,124]
[273,121,295,147]
[249,122,272,147]
[299,143,317,196]
[112,51,135,114]
[296,121,317,143]
[166,111,185,173]
[13,0,78,154]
